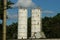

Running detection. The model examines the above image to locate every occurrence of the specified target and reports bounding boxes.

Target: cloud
[12,0,36,8]
[42,10,54,14]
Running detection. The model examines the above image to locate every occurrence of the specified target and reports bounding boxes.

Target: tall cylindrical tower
[18,8,28,39]
[31,8,42,38]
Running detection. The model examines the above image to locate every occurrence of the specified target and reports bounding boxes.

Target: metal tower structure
[31,8,42,38]
[18,8,28,39]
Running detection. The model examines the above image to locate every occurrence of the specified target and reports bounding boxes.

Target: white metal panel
[18,25,27,28]
[18,21,27,24]
[18,29,27,32]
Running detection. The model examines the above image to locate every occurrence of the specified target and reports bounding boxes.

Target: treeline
[0,13,60,39]
[42,13,60,38]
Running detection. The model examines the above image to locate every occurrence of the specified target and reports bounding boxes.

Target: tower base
[31,31,46,39]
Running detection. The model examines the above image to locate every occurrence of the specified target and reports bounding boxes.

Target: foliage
[0,0,14,20]
[42,13,60,38]
[27,17,31,38]
[6,22,18,39]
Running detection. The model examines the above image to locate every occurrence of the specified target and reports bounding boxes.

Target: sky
[5,0,60,25]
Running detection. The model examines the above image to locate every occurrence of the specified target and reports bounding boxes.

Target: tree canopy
[42,13,60,38]
[0,0,14,20]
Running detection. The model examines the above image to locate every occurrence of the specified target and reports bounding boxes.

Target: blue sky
[6,0,60,25]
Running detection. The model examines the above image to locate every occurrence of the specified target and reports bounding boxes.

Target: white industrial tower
[31,8,42,38]
[18,8,46,39]
[18,8,28,39]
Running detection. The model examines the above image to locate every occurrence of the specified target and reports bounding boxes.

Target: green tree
[7,22,18,39]
[42,13,60,38]
[0,0,14,20]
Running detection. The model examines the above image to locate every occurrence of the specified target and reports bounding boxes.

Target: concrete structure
[31,8,42,38]
[18,8,46,39]
[18,8,28,39]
